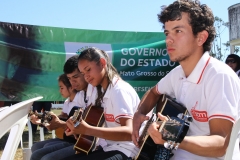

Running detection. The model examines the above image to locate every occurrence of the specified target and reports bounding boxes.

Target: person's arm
[65,117,133,141]
[30,114,42,125]
[132,86,162,147]
[148,113,233,157]
[181,118,232,157]
[58,111,68,120]
[45,114,67,131]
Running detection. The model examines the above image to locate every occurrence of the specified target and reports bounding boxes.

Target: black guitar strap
[154,145,173,160]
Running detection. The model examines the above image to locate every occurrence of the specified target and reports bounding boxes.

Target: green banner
[0,21,177,101]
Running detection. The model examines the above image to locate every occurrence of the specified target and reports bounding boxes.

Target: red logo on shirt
[104,114,115,122]
[191,101,208,122]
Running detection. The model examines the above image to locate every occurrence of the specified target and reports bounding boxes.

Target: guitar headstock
[28,110,52,124]
[71,107,84,128]
[159,113,192,150]
[42,111,52,122]
[71,107,84,121]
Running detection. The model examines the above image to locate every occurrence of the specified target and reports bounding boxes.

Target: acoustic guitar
[28,110,52,125]
[73,104,105,155]
[56,106,82,139]
[28,108,80,139]
[135,94,192,160]
[28,110,65,137]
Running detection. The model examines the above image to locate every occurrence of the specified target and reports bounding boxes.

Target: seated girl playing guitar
[30,73,80,148]
[63,47,141,160]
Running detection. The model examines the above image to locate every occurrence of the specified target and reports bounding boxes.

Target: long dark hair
[78,47,120,107]
[58,73,75,92]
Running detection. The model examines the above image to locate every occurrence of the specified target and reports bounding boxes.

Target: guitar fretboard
[138,114,155,146]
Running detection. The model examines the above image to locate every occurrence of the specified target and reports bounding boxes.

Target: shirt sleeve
[62,99,68,113]
[110,84,139,123]
[205,73,240,122]
[75,91,87,109]
[156,68,178,98]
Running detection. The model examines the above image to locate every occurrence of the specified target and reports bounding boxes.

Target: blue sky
[0,0,239,56]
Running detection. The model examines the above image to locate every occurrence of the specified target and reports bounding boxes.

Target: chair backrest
[224,118,240,160]
[0,96,43,160]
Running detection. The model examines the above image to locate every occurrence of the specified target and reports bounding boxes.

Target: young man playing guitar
[30,55,93,160]
[132,1,240,160]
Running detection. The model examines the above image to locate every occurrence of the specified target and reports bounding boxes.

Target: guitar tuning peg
[170,134,175,139]
[174,143,180,150]
[177,113,184,119]
[177,113,193,123]
[187,116,193,122]
[173,119,177,123]
[74,121,80,128]
[164,141,171,149]
[170,141,175,150]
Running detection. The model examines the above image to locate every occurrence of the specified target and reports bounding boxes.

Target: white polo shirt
[63,84,95,115]
[89,76,140,158]
[236,69,240,78]
[62,91,84,115]
[156,52,240,160]
[86,84,97,106]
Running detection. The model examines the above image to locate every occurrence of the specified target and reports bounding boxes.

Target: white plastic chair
[20,117,34,160]
[224,118,240,160]
[22,106,56,160]
[0,96,43,160]
[39,127,56,141]
[38,102,62,140]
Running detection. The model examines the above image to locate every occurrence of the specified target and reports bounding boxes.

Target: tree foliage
[210,16,239,60]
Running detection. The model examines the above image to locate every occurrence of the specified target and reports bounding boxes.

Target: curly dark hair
[63,55,79,74]
[158,0,216,52]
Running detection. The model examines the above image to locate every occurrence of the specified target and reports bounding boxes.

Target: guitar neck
[139,115,153,138]
[138,114,156,146]
[28,110,52,122]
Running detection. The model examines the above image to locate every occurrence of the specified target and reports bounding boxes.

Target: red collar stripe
[197,57,211,84]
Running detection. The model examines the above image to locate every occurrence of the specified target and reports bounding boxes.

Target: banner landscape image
[0,21,177,101]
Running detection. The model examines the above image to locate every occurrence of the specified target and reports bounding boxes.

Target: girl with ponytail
[64,47,140,160]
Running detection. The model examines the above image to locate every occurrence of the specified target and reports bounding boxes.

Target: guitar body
[135,94,188,160]
[55,128,64,139]
[136,136,157,160]
[157,94,188,118]
[74,105,105,154]
[56,106,80,139]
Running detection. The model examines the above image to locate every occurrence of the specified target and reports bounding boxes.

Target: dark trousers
[60,148,132,160]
